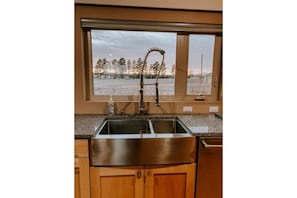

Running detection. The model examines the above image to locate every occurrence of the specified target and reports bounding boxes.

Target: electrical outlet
[183,106,192,112]
[209,106,219,113]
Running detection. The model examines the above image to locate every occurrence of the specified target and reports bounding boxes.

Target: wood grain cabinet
[75,139,91,198]
[145,164,196,198]
[90,163,196,198]
[195,137,222,198]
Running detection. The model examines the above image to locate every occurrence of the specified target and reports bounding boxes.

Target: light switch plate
[209,106,219,112]
[183,106,192,112]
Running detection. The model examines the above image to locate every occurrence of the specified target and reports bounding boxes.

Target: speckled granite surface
[75,115,106,138]
[178,114,222,137]
[75,114,222,138]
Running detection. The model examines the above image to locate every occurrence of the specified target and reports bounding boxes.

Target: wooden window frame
[80,18,222,102]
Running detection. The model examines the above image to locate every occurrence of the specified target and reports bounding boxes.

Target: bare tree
[160,62,166,76]
[112,59,118,66]
[150,61,160,75]
[118,57,126,66]
[171,64,176,76]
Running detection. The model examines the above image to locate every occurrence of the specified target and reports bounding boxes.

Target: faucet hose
[155,82,160,106]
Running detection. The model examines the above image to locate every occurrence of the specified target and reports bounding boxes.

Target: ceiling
[75,0,222,11]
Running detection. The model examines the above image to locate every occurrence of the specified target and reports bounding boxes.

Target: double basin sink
[91,116,196,166]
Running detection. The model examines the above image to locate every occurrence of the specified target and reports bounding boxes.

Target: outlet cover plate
[209,106,219,112]
[183,106,192,112]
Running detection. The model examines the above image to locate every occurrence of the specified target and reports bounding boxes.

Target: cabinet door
[196,138,222,198]
[90,167,144,198]
[145,163,196,198]
[75,158,91,198]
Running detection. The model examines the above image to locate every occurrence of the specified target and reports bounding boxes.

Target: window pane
[187,35,215,95]
[91,30,176,96]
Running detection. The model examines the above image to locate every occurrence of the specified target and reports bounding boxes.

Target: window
[187,34,215,95]
[81,19,222,101]
[91,30,176,96]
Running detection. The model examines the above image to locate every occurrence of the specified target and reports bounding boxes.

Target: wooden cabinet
[195,137,222,198]
[75,139,91,198]
[90,167,144,198]
[145,164,196,198]
[90,163,196,198]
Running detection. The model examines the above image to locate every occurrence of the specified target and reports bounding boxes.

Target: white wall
[75,0,222,11]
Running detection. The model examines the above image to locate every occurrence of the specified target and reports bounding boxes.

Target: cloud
[91,30,177,67]
[91,30,215,73]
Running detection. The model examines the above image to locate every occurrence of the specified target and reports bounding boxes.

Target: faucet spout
[139,47,165,115]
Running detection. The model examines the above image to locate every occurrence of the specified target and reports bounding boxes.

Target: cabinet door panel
[75,158,91,198]
[145,164,195,198]
[153,173,186,198]
[90,167,144,198]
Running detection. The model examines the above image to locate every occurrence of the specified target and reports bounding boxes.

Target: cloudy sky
[91,30,214,74]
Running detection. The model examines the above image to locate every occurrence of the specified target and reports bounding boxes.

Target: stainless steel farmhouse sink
[150,118,188,134]
[91,116,196,166]
[98,119,151,134]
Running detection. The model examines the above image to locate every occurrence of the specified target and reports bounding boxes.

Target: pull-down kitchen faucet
[139,47,165,115]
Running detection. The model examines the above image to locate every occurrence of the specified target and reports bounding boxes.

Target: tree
[171,64,176,76]
[150,61,160,75]
[112,59,118,66]
[136,57,142,74]
[118,57,126,66]
[96,58,104,69]
[95,58,104,74]
[103,58,107,65]
[117,57,126,77]
[127,59,131,70]
[159,62,166,76]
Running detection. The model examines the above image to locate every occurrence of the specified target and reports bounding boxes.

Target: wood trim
[95,166,144,176]
[75,139,89,157]
[81,19,222,33]
[75,158,91,198]
[210,35,222,100]
[75,5,222,24]
[175,34,189,96]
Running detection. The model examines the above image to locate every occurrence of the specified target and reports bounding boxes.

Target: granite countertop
[75,114,222,138]
[178,114,222,137]
[75,115,106,138]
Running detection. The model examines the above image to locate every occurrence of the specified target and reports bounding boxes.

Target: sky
[91,30,215,74]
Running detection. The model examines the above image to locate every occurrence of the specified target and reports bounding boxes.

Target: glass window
[91,30,176,96]
[187,35,215,95]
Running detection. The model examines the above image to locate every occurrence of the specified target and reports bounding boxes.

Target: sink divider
[148,120,155,134]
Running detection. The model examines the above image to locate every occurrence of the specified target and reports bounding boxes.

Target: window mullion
[175,34,189,97]
[211,36,222,100]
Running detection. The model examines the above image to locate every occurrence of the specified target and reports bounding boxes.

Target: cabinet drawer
[75,139,89,158]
